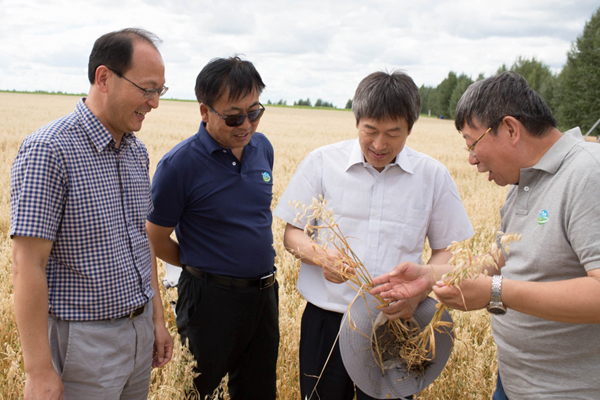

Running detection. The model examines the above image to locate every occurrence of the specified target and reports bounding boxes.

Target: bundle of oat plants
[292,197,520,377]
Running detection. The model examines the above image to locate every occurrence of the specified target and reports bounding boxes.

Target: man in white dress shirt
[274,70,474,400]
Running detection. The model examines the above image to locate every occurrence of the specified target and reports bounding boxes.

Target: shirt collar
[196,121,257,154]
[76,98,135,152]
[527,128,584,175]
[346,139,414,174]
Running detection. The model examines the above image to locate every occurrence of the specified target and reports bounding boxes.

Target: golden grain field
[0,92,509,399]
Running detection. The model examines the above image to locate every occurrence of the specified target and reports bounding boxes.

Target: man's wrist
[487,275,507,315]
[24,361,57,375]
[426,264,439,289]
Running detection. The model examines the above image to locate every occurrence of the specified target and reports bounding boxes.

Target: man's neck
[520,127,563,168]
[84,95,125,147]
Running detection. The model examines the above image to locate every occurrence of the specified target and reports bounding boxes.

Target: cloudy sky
[0,0,597,108]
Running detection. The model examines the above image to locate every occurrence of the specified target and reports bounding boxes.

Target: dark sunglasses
[207,104,265,127]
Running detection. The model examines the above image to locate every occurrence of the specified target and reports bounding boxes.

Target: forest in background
[419,7,599,134]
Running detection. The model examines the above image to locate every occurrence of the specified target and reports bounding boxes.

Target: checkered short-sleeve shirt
[10,99,154,321]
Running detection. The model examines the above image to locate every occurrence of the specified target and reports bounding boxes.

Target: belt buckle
[259,270,276,290]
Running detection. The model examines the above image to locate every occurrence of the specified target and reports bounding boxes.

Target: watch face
[487,305,507,315]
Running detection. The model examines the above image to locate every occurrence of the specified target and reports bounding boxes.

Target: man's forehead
[459,120,485,138]
[216,89,259,109]
[359,116,407,130]
[128,41,165,85]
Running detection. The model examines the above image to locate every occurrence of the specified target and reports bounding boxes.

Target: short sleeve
[567,170,600,271]
[274,150,323,228]
[147,156,186,228]
[10,141,66,240]
[426,167,474,249]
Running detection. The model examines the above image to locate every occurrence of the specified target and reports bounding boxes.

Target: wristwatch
[486,275,507,315]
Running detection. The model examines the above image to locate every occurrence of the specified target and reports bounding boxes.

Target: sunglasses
[207,104,265,127]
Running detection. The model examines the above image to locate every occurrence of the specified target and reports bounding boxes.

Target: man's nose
[147,94,160,109]
[468,152,479,165]
[372,134,386,150]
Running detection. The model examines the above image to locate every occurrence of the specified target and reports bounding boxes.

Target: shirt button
[524,186,530,192]
[222,150,226,153]
[232,162,237,166]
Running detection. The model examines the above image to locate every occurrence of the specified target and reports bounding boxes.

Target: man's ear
[503,116,521,145]
[199,103,209,123]
[94,66,111,94]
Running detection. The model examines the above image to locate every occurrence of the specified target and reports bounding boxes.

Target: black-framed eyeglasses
[107,67,168,99]
[207,104,265,127]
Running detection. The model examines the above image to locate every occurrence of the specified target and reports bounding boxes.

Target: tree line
[266,98,336,108]
[420,7,599,134]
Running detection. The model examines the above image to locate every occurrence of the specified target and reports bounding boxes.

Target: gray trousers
[48,302,154,400]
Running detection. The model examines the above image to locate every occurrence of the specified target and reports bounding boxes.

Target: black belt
[184,266,276,289]
[118,304,146,319]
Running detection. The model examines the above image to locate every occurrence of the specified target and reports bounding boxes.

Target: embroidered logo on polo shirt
[538,210,549,225]
[262,172,271,182]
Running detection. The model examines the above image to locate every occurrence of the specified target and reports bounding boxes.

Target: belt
[184,266,277,290]
[118,304,146,319]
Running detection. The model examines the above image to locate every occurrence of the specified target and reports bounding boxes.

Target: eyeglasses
[464,116,512,156]
[465,126,492,156]
[207,104,265,127]
[107,67,168,99]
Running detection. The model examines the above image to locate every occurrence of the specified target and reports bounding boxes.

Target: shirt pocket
[384,207,430,256]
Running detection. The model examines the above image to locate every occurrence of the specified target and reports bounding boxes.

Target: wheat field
[0,92,509,399]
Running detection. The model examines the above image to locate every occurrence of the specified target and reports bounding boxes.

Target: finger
[432,283,453,297]
[371,273,390,286]
[153,342,165,367]
[369,282,393,295]
[164,342,174,364]
[156,344,172,367]
[388,262,411,277]
[343,265,356,276]
[372,288,400,299]
[380,307,415,321]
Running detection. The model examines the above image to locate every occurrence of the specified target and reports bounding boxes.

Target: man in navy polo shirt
[146,56,278,399]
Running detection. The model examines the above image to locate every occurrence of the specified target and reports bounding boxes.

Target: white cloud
[0,0,597,107]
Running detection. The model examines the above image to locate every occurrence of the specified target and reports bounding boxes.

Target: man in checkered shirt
[10,28,173,399]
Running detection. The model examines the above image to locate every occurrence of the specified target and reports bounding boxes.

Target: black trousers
[176,268,279,400]
[300,302,413,400]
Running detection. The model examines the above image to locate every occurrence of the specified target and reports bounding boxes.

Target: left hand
[376,290,429,320]
[432,275,492,311]
[152,323,173,368]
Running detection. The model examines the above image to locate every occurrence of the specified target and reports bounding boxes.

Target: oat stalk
[292,198,522,378]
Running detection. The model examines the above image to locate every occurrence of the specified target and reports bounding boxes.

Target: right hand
[369,262,435,318]
[24,367,63,400]
[316,248,356,284]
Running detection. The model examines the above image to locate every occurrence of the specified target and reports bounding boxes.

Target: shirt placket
[515,169,538,216]
[116,141,146,295]
[363,168,385,273]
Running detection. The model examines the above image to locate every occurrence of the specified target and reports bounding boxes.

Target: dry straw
[292,197,436,376]
[293,197,521,382]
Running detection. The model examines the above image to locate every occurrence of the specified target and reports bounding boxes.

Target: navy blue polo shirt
[148,122,275,278]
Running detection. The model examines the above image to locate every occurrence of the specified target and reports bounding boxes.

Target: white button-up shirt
[274,139,474,313]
